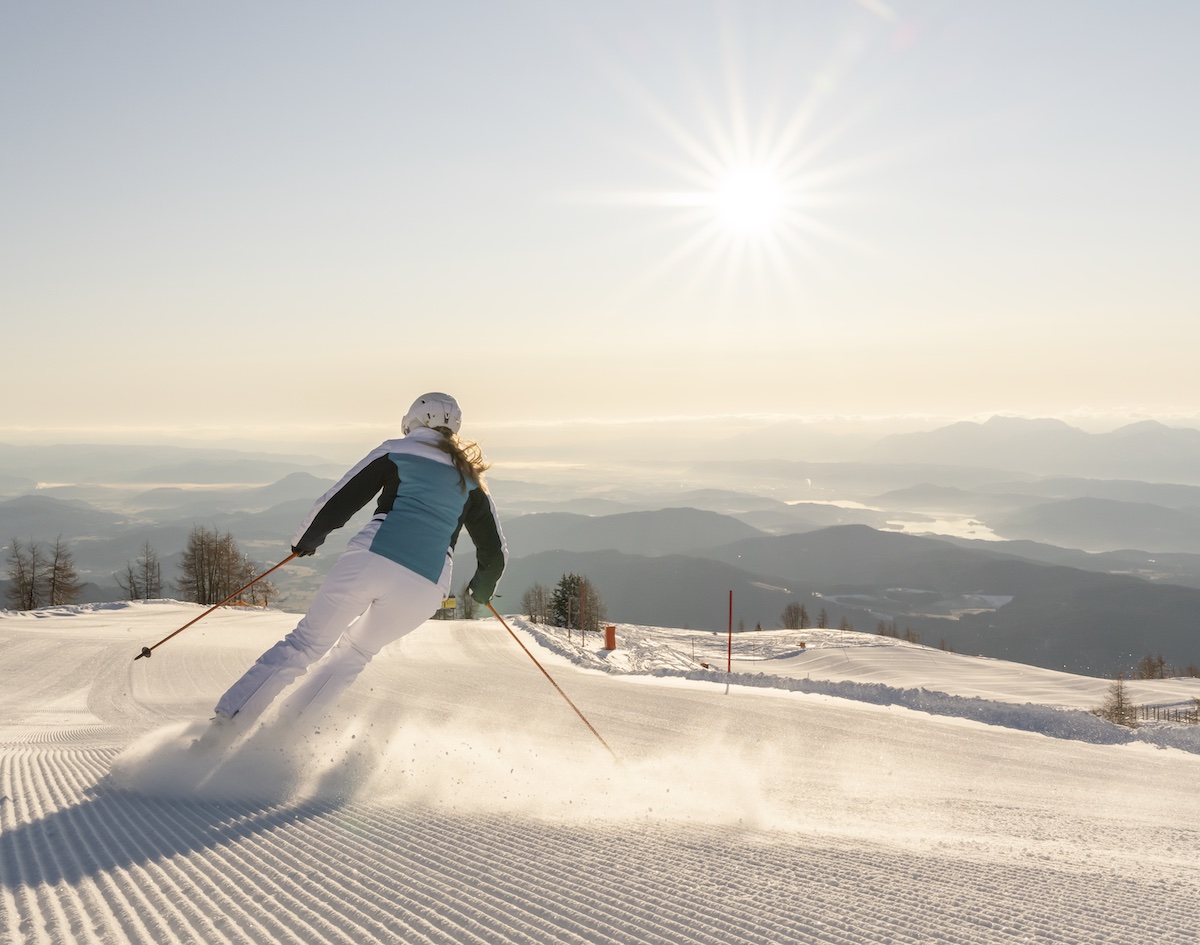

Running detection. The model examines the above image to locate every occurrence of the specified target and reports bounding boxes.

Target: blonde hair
[432,428,490,490]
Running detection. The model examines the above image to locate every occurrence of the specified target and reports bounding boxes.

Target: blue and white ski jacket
[290,427,507,601]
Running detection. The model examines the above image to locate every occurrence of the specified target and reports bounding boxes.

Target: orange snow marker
[133,553,298,660]
[486,602,619,763]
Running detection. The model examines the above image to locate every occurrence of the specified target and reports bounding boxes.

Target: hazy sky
[3,1,1198,456]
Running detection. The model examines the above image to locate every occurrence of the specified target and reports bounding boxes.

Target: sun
[575,7,895,315]
[709,164,788,237]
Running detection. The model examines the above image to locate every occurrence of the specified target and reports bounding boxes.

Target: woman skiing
[195,392,506,749]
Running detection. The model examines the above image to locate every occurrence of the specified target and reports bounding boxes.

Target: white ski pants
[214,546,446,726]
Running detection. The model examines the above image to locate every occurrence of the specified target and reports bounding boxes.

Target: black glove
[467,581,492,607]
[291,545,316,558]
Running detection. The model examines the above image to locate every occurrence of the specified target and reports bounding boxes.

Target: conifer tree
[550,572,606,632]
[1095,674,1138,728]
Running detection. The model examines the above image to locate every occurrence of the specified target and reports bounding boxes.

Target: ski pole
[486,602,619,763]
[133,553,298,660]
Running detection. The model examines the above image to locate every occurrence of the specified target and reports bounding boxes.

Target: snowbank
[512,617,1200,754]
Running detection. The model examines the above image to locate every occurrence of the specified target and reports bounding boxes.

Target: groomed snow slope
[2,601,1198,944]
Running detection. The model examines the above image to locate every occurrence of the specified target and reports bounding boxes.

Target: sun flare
[579,10,893,315]
[710,165,787,236]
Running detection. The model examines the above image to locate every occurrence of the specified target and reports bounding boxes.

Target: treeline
[4,525,277,612]
[780,600,870,634]
[116,541,164,600]
[4,536,82,609]
[176,525,278,606]
[521,572,607,632]
[1131,653,1200,679]
[1094,675,1200,728]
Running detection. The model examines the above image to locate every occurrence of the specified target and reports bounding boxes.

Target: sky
[3,1,1199,458]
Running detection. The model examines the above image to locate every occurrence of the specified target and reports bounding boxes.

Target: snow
[2,600,1199,944]
[517,620,1200,753]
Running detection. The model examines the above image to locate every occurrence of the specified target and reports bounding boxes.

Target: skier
[193,392,507,750]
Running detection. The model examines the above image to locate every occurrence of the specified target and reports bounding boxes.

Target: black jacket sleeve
[457,486,507,603]
[291,453,397,554]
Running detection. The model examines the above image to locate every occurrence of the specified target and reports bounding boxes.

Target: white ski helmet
[402,392,462,436]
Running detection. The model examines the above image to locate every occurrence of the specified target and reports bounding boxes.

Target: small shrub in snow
[1093,675,1138,729]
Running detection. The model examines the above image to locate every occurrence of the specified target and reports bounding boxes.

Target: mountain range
[498,518,1200,676]
[866,416,1200,482]
[4,418,1200,678]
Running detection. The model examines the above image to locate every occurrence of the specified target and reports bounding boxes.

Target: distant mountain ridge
[982,477,1200,508]
[501,508,765,557]
[867,416,1200,482]
[0,494,127,538]
[501,549,792,633]
[504,524,1200,676]
[5,434,1200,677]
[129,472,333,512]
[0,442,342,486]
[989,497,1200,553]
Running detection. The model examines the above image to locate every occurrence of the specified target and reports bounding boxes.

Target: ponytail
[431,428,490,491]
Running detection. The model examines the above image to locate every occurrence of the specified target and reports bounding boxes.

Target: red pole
[727,590,733,673]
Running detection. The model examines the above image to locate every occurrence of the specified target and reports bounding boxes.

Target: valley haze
[4,414,1200,679]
